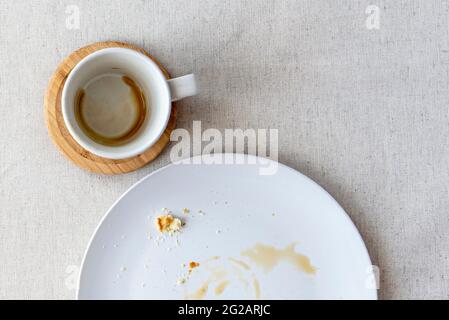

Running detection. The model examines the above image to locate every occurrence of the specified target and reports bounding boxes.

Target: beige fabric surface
[0,0,448,299]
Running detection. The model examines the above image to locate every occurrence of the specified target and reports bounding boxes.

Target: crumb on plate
[155,214,183,234]
[188,261,200,270]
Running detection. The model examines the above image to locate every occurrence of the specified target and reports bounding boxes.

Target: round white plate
[78,154,376,300]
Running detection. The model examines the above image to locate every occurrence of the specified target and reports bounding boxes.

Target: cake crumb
[188,261,200,270]
[155,214,183,234]
[177,278,187,285]
[182,208,190,214]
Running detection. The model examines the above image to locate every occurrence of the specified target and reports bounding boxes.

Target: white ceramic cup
[62,48,197,159]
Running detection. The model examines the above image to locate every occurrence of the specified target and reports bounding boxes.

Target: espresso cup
[62,47,197,159]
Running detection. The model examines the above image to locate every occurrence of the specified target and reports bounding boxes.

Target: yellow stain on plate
[241,243,316,274]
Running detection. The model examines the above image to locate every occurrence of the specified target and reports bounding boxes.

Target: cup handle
[167,74,198,102]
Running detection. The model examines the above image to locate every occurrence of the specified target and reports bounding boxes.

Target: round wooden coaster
[44,41,177,174]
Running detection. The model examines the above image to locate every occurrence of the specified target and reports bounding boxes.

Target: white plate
[78,154,376,300]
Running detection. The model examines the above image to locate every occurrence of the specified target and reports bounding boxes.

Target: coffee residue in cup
[74,74,147,146]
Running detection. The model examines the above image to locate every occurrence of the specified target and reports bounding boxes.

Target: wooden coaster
[44,41,176,174]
